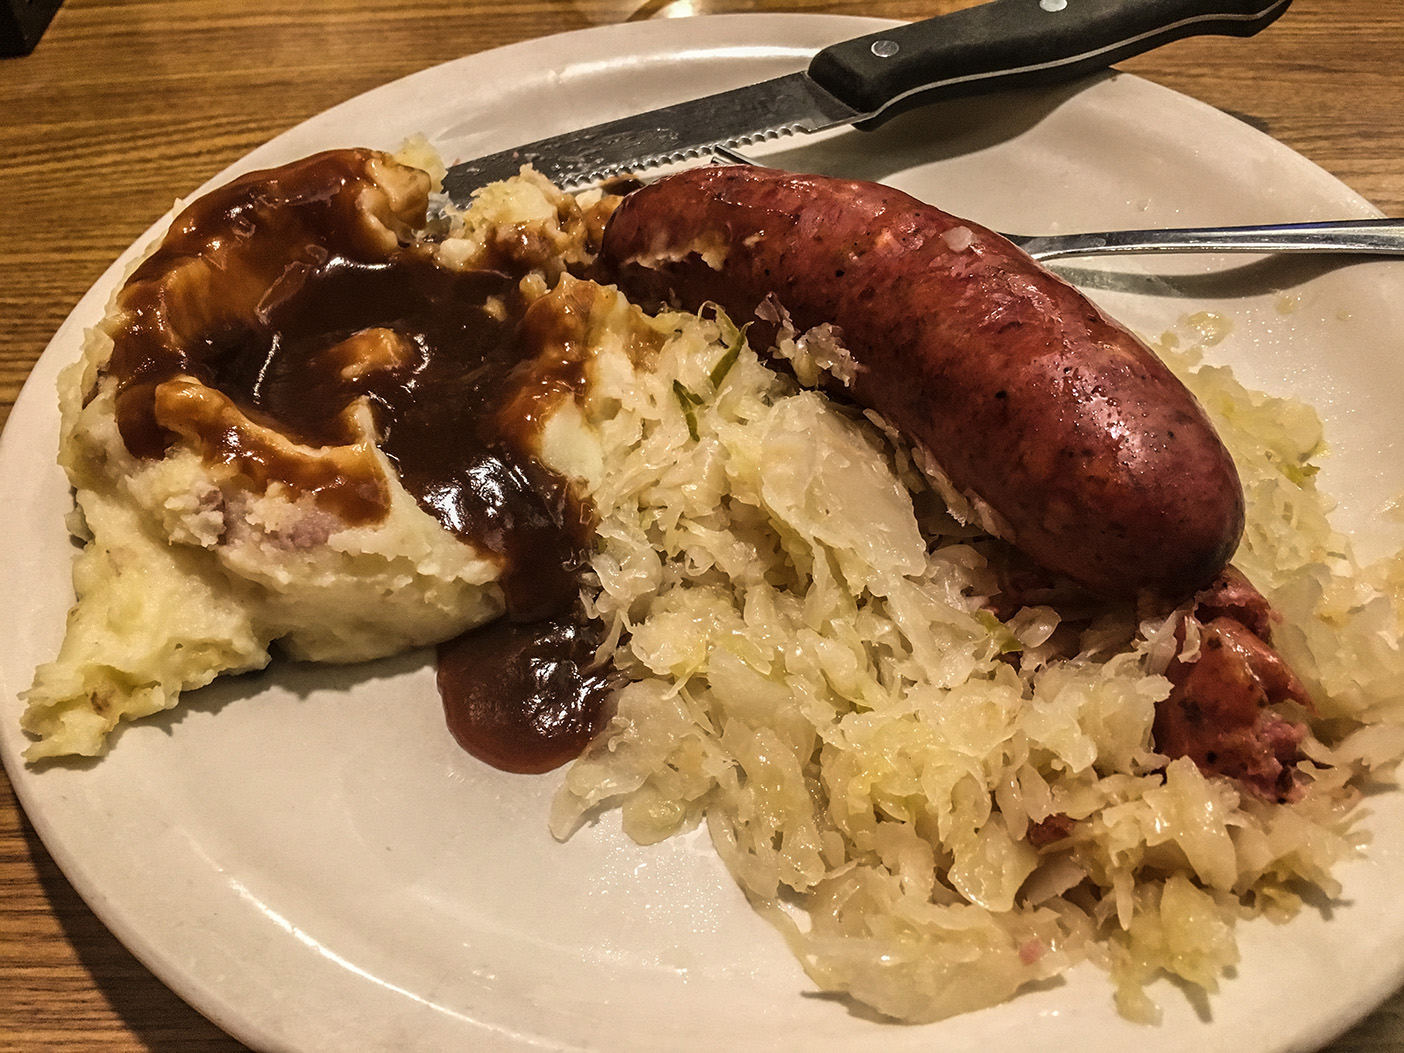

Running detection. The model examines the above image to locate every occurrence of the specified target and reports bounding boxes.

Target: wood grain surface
[1,0,1401,1049]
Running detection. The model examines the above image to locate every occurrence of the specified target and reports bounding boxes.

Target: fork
[704,146,1404,262]
[1007,218,1404,262]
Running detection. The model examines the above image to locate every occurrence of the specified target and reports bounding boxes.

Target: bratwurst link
[598,166,1245,599]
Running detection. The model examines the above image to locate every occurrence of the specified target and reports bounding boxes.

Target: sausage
[1155,567,1314,803]
[596,166,1244,599]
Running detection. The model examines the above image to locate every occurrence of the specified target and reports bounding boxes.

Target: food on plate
[19,147,1404,1026]
[20,147,619,764]
[597,164,1324,804]
[549,264,1404,1022]
[1154,565,1317,803]
[597,165,1244,599]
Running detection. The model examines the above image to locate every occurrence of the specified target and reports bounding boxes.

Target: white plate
[3,14,1403,1053]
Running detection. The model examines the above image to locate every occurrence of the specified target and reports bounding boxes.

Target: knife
[442,0,1292,199]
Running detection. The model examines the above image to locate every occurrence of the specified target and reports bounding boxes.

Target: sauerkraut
[547,294,1404,1023]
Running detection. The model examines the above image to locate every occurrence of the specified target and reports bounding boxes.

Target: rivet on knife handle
[808,0,1293,124]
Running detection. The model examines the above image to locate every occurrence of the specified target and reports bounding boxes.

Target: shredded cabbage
[548,301,1404,1023]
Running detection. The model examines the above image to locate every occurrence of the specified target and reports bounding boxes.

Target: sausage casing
[597,166,1244,599]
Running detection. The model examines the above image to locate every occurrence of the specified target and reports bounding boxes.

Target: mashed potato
[20,151,603,760]
[20,332,503,760]
[21,150,1404,1025]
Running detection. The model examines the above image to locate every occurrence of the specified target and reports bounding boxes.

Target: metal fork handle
[704,149,1404,263]
[1006,218,1404,261]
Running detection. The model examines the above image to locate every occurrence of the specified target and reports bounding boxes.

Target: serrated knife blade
[442,0,1291,201]
[443,71,859,197]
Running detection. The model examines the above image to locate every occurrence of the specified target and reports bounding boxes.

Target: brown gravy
[438,605,614,774]
[106,148,616,772]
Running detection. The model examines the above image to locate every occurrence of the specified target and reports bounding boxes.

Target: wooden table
[1,0,1401,1049]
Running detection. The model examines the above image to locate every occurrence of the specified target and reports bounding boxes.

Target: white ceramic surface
[2,15,1403,1053]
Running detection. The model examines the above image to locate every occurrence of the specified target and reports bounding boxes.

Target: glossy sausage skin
[597,166,1244,599]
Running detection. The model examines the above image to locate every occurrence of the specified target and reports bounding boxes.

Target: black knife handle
[808,0,1292,124]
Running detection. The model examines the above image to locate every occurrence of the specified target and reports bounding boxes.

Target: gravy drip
[438,608,614,774]
[105,148,615,772]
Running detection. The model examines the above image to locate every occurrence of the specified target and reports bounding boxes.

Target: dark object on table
[1,0,63,57]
